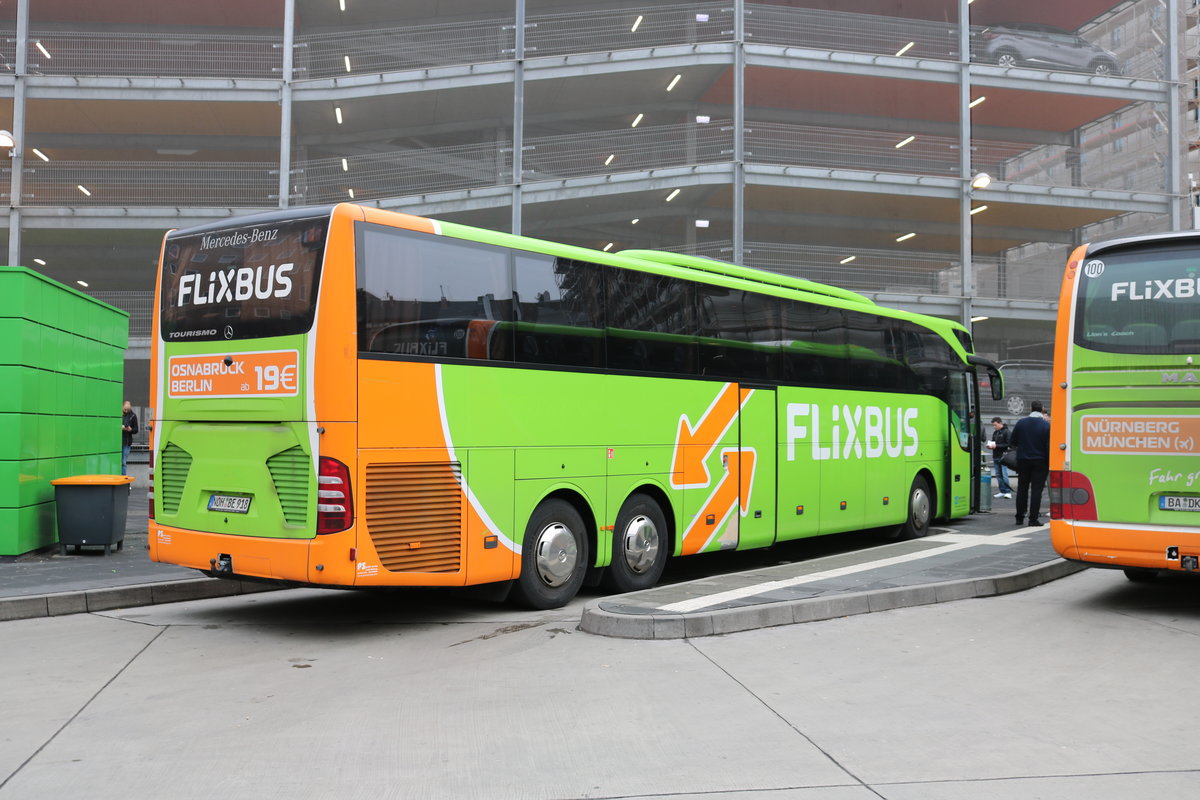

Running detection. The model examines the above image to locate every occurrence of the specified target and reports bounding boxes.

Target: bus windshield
[1074,243,1200,355]
[160,213,330,343]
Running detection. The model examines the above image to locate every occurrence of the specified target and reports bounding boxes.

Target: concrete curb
[579,558,1089,640]
[0,578,281,622]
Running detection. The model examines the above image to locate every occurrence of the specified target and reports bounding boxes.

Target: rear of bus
[1051,232,1200,575]
[149,205,367,586]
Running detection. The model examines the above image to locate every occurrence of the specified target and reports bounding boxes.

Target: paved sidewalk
[581,514,1083,639]
[0,462,273,621]
[2,471,1082,633]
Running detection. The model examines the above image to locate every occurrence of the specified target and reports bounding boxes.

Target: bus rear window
[1075,245,1200,355]
[160,215,329,342]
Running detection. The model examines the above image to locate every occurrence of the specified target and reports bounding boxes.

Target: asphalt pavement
[1,468,1082,635]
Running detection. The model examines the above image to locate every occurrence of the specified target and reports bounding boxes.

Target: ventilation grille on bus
[159,443,192,515]
[365,462,463,573]
[267,446,310,527]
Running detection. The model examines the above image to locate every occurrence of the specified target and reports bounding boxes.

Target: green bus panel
[437,364,951,558]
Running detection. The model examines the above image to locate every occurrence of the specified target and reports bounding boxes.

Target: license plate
[1160,495,1200,512]
[208,494,252,514]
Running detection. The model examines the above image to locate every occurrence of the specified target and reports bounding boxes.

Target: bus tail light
[147,447,155,522]
[1050,471,1097,521]
[317,456,353,534]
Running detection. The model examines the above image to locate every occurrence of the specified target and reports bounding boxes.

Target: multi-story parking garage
[1,0,1198,406]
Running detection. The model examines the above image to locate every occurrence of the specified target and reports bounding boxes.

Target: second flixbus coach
[1050,231,1200,580]
[148,204,1002,608]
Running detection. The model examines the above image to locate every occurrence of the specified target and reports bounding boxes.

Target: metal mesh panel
[528,2,732,58]
[747,4,960,61]
[676,240,1060,302]
[296,17,513,78]
[89,291,152,339]
[22,161,278,207]
[25,30,282,78]
[299,143,512,204]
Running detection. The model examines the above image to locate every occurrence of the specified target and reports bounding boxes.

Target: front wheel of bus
[602,494,668,593]
[897,476,934,539]
[511,499,589,610]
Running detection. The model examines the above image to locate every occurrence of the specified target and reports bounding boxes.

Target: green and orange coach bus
[1051,231,1200,580]
[148,203,1002,607]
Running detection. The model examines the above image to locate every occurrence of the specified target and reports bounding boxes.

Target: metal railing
[682,240,1061,302]
[295,16,512,78]
[0,3,1167,80]
[746,4,959,61]
[21,29,282,78]
[299,142,512,204]
[2,118,1168,208]
[527,2,732,59]
[20,161,278,206]
[90,290,154,339]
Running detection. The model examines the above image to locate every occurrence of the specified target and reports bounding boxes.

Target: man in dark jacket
[986,417,1013,498]
[1009,400,1051,526]
[121,400,139,477]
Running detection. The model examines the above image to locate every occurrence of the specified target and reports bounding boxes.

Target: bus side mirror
[989,368,1004,401]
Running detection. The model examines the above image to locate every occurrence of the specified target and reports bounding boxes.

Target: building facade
[2,0,1197,406]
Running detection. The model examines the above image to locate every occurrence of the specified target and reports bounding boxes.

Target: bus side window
[780,299,846,387]
[357,224,512,360]
[605,267,697,375]
[513,255,605,368]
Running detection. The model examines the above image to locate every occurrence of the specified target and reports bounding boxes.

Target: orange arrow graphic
[680,448,757,555]
[670,383,750,488]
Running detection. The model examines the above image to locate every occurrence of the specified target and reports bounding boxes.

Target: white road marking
[658,526,1045,614]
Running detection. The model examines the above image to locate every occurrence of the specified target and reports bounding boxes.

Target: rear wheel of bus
[896,475,934,539]
[602,493,669,593]
[511,498,589,609]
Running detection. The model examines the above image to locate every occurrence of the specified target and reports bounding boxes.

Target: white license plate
[208,494,252,514]
[1160,495,1200,512]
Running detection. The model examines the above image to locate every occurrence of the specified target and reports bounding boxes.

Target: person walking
[986,417,1013,499]
[121,400,139,476]
[1009,400,1050,526]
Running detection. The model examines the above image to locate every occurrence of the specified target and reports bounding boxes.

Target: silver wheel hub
[534,522,578,588]
[911,488,931,530]
[621,514,660,574]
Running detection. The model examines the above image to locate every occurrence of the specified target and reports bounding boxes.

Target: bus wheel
[896,476,933,539]
[602,493,668,593]
[511,499,589,609]
[1123,568,1159,583]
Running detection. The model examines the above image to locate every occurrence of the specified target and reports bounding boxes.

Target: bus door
[737,385,777,549]
[966,357,1004,513]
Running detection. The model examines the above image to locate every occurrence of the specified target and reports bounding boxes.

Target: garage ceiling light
[896,232,916,242]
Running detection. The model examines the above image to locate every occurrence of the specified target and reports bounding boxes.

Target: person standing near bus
[121,400,139,476]
[986,417,1013,499]
[1010,400,1050,526]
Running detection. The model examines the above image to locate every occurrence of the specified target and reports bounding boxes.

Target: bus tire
[510,499,589,610]
[896,475,934,539]
[602,493,668,593]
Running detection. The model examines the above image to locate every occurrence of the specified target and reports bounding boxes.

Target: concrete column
[958,0,974,325]
[511,0,525,235]
[732,0,745,264]
[278,0,295,208]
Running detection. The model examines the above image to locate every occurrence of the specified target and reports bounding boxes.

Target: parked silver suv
[971,23,1122,76]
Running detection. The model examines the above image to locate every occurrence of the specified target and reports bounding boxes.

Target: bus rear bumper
[1051,519,1200,573]
[149,524,355,586]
